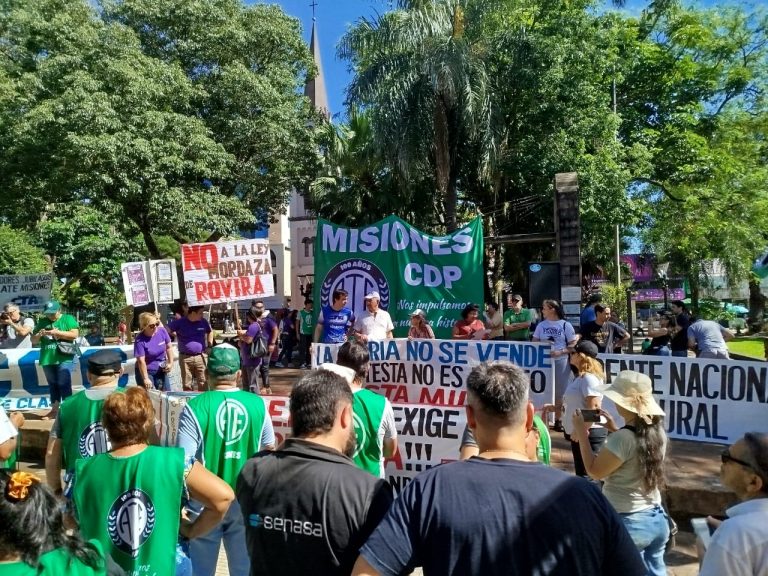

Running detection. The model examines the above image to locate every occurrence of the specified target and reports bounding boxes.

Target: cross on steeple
[310,0,318,21]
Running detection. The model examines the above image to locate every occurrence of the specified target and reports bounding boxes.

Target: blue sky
[258,0,742,119]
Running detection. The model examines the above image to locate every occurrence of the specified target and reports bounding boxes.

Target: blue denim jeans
[671,350,688,357]
[189,500,250,576]
[134,366,170,391]
[619,504,670,576]
[42,362,74,404]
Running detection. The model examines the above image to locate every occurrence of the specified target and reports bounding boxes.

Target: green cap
[44,301,61,314]
[208,344,241,376]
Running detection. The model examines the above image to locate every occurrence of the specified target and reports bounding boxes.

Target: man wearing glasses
[699,432,768,576]
[503,294,533,342]
[169,305,214,391]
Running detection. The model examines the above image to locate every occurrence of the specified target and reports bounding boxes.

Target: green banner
[313,216,484,339]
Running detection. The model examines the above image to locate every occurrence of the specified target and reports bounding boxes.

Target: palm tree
[339,0,495,232]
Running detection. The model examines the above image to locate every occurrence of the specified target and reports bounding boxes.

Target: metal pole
[625,287,634,354]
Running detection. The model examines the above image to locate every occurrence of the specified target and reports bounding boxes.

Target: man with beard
[236,369,393,576]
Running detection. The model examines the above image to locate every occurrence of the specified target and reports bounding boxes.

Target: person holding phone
[561,340,611,478]
[572,370,670,576]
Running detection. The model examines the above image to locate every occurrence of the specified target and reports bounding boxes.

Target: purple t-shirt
[168,317,211,355]
[258,316,278,344]
[134,327,172,372]
[240,321,263,368]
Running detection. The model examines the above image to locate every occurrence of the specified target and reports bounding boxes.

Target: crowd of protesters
[0,294,764,575]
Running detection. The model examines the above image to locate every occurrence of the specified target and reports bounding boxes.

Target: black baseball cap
[87,350,123,376]
[574,340,599,358]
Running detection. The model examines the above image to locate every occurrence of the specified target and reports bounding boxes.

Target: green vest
[533,414,551,465]
[0,540,108,576]
[73,446,184,576]
[60,389,119,472]
[299,309,314,335]
[352,389,388,477]
[187,390,268,488]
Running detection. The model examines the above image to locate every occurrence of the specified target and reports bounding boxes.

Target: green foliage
[34,203,146,315]
[0,225,48,275]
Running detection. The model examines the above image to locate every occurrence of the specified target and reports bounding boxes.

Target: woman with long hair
[73,387,234,576]
[533,299,578,430]
[561,340,608,477]
[407,309,435,340]
[573,370,669,576]
[0,470,119,574]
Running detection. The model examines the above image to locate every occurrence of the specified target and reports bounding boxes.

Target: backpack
[249,321,268,359]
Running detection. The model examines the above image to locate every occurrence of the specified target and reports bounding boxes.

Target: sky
[260,0,739,119]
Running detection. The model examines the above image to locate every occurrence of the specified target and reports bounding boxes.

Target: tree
[340,0,495,232]
[34,203,146,316]
[0,225,48,275]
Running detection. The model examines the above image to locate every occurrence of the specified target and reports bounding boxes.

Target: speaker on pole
[528,262,561,306]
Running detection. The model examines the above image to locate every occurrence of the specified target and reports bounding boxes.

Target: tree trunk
[433,97,454,231]
[140,227,163,260]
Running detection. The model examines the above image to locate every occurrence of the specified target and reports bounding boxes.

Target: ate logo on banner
[320,259,390,316]
[216,400,250,445]
[108,489,155,558]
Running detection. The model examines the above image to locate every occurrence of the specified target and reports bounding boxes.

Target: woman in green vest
[73,387,234,576]
[0,470,116,575]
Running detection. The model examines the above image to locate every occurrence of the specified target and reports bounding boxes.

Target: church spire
[304,4,330,119]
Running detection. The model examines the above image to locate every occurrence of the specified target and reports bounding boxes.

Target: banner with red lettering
[181,239,274,305]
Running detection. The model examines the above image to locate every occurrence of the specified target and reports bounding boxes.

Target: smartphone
[581,409,601,422]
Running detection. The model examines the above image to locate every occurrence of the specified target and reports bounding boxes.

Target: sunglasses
[146,323,159,329]
[721,449,756,471]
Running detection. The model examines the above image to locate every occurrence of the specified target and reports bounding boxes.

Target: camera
[581,409,602,423]
[0,312,9,321]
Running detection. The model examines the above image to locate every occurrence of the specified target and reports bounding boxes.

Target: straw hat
[601,370,665,424]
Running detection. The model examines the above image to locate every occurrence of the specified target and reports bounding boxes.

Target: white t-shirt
[0,407,18,445]
[354,309,394,340]
[602,428,663,513]
[562,373,604,435]
[533,319,576,351]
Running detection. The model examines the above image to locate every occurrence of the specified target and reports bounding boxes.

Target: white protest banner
[0,273,53,312]
[121,262,152,306]
[313,339,556,408]
[385,403,464,491]
[0,346,139,411]
[181,239,274,306]
[600,353,768,443]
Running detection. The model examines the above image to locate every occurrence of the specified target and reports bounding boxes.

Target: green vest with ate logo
[187,389,268,488]
[60,389,120,472]
[352,389,387,477]
[73,446,184,576]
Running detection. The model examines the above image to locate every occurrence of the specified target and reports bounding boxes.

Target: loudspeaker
[528,262,561,307]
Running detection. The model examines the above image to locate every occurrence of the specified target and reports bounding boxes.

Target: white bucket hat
[601,370,665,424]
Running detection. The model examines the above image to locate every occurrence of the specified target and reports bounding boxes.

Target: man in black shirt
[579,304,630,353]
[352,362,645,576]
[237,369,392,576]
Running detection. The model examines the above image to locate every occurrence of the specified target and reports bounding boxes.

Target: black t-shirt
[671,313,690,351]
[359,457,646,576]
[579,321,628,353]
[237,438,393,576]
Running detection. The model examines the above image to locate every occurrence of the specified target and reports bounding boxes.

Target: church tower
[288,9,329,304]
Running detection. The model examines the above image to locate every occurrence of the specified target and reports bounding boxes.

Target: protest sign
[121,262,152,306]
[313,339,556,409]
[0,273,53,312]
[313,216,483,339]
[181,239,274,306]
[121,259,180,306]
[600,353,768,443]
